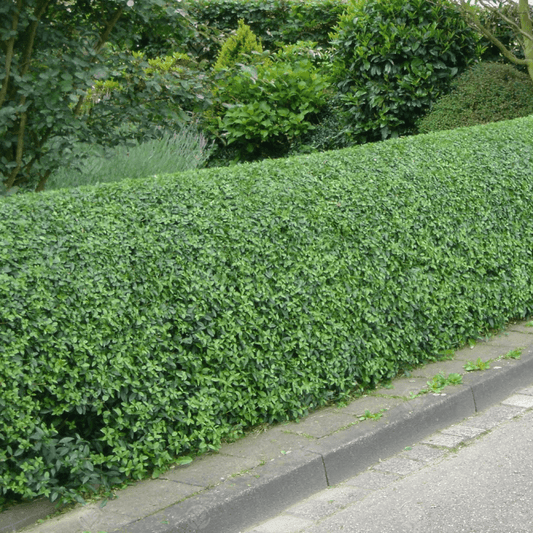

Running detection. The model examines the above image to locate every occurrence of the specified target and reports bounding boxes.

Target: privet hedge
[2,117,533,503]
[184,0,347,58]
[417,62,533,134]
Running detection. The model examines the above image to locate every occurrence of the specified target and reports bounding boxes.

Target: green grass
[46,125,213,191]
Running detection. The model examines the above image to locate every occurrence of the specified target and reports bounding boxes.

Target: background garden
[2,0,533,193]
[1,0,533,512]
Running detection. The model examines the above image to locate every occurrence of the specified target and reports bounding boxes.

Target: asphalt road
[246,391,533,533]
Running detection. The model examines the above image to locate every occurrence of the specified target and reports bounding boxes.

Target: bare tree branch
[474,0,533,42]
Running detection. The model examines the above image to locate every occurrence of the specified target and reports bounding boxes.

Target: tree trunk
[518,0,533,82]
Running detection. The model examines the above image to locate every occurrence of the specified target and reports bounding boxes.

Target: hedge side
[185,0,347,55]
[2,117,533,502]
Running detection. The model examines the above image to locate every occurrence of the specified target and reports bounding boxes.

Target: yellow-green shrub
[213,19,263,71]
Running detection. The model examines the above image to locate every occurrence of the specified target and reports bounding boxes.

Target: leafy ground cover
[1,116,533,504]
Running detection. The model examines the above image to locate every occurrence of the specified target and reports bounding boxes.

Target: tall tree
[454,0,533,81]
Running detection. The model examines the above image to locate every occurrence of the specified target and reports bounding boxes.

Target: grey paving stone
[344,470,400,490]
[441,424,487,438]
[26,479,200,533]
[162,452,261,488]
[216,427,310,461]
[460,404,526,430]
[502,394,533,409]
[372,457,425,475]
[338,396,403,416]
[488,330,532,346]
[286,486,369,521]
[506,322,533,335]
[399,444,447,463]
[281,407,358,438]
[410,358,475,379]
[421,433,469,448]
[453,343,519,362]
[518,386,533,396]
[250,514,314,533]
[371,377,428,398]
[0,497,60,533]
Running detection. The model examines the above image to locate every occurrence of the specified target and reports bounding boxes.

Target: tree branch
[4,104,28,190]
[475,0,533,42]
[0,0,23,110]
[73,6,125,116]
[474,16,532,64]
[95,6,124,54]
[456,0,533,67]
[19,0,54,77]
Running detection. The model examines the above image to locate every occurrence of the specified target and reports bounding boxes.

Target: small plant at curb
[500,348,523,360]
[422,373,463,394]
[464,358,491,372]
[358,409,387,421]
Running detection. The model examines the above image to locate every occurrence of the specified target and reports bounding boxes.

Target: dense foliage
[0,0,206,193]
[417,61,533,134]
[183,0,347,60]
[2,116,533,503]
[330,0,482,142]
[213,55,331,158]
[213,19,264,71]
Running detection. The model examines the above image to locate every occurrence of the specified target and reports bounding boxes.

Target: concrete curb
[5,322,533,533]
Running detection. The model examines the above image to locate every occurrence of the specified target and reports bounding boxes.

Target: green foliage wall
[417,62,533,134]
[331,0,481,142]
[2,117,533,503]
[184,0,347,60]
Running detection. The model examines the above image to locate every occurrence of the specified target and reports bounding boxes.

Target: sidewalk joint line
[321,455,330,487]
[470,385,478,412]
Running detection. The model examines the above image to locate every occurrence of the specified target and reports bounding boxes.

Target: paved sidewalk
[244,384,533,532]
[3,320,533,533]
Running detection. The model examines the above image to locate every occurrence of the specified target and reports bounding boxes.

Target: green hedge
[417,61,533,134]
[184,0,347,58]
[2,117,533,503]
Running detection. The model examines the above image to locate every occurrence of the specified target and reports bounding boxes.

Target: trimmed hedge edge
[1,116,533,503]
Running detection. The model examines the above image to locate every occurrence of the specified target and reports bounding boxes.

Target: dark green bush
[417,62,533,134]
[2,116,533,503]
[183,0,347,61]
[330,0,481,143]
[289,97,353,155]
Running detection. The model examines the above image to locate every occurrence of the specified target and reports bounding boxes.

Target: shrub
[183,0,346,60]
[213,58,331,158]
[2,116,533,504]
[417,62,533,134]
[330,0,481,143]
[274,40,333,71]
[46,127,213,191]
[213,19,263,71]
[0,0,197,194]
[288,97,353,155]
